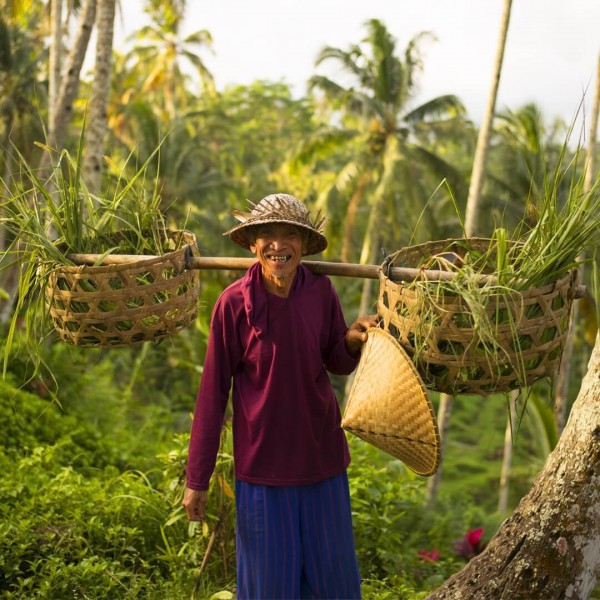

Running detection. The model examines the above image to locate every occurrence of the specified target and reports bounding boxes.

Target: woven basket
[45,230,200,347]
[343,327,440,476]
[378,238,577,396]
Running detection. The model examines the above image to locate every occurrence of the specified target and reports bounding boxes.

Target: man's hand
[345,314,379,356]
[183,487,209,521]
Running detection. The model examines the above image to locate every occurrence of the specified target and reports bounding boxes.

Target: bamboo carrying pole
[66,252,586,298]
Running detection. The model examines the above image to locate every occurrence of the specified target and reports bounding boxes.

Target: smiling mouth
[268,255,291,263]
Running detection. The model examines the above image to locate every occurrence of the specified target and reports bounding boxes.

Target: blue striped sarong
[235,471,361,599]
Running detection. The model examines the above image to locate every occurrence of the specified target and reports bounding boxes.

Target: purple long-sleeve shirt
[186,262,359,490]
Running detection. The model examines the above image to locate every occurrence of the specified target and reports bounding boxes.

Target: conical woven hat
[223,193,328,256]
[343,328,440,476]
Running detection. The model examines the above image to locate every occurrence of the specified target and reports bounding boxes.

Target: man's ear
[249,242,257,255]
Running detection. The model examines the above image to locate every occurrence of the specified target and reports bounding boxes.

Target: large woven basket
[378,238,577,396]
[45,230,200,347]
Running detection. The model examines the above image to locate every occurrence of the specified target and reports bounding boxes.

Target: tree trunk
[554,52,600,433]
[426,334,600,600]
[48,0,96,152]
[554,298,581,433]
[48,0,63,135]
[430,0,513,507]
[583,54,600,194]
[341,174,369,264]
[357,138,398,316]
[83,0,115,194]
[463,0,513,234]
[497,390,518,514]
[425,391,454,506]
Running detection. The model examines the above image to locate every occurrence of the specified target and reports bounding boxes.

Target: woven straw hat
[343,327,441,476]
[224,193,328,255]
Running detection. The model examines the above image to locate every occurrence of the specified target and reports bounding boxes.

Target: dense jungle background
[1,1,599,598]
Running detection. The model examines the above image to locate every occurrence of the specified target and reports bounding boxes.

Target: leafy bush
[0,380,235,599]
[347,435,498,592]
[0,379,116,469]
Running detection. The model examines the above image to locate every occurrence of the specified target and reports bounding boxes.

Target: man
[183,193,376,599]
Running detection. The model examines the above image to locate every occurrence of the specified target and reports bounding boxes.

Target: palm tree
[125,0,213,122]
[306,19,466,313]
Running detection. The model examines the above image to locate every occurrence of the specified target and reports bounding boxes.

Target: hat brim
[224,218,328,256]
[343,327,441,476]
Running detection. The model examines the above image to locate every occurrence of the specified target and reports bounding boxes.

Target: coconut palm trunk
[425,333,600,599]
[48,0,63,132]
[427,0,513,506]
[357,137,399,315]
[44,0,97,159]
[83,0,115,193]
[554,52,600,434]
[497,389,518,514]
[463,0,513,234]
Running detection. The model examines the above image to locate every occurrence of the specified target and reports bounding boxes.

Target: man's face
[249,223,307,285]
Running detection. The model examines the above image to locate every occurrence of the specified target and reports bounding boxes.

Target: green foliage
[0,378,116,469]
[0,379,235,599]
[347,436,493,592]
[435,388,555,513]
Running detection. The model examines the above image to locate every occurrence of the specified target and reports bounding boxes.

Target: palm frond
[291,127,358,171]
[403,95,465,123]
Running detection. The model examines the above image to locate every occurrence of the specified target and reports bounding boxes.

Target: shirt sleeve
[185,294,241,490]
[322,278,361,376]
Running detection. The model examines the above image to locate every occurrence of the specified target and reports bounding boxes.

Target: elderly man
[183,193,376,599]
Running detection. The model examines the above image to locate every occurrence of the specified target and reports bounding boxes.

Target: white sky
[115,0,600,125]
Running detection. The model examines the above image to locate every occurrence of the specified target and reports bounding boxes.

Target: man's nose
[269,236,287,249]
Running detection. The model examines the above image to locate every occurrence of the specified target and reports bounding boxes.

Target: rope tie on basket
[183,244,195,273]
[381,253,394,279]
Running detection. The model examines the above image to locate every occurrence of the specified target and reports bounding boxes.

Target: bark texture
[48,0,96,150]
[426,335,600,599]
[83,0,115,193]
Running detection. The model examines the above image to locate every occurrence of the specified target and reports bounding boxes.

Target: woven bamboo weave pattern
[46,231,200,347]
[343,328,440,477]
[378,239,577,396]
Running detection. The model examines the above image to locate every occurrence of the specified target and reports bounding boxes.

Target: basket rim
[379,237,577,295]
[52,230,197,275]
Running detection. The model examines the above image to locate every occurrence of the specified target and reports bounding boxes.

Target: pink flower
[466,528,484,547]
[419,548,441,562]
[453,528,486,560]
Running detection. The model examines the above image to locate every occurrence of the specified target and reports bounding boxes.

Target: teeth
[270,256,289,262]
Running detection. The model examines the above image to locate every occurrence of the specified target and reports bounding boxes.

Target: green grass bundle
[0,141,197,373]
